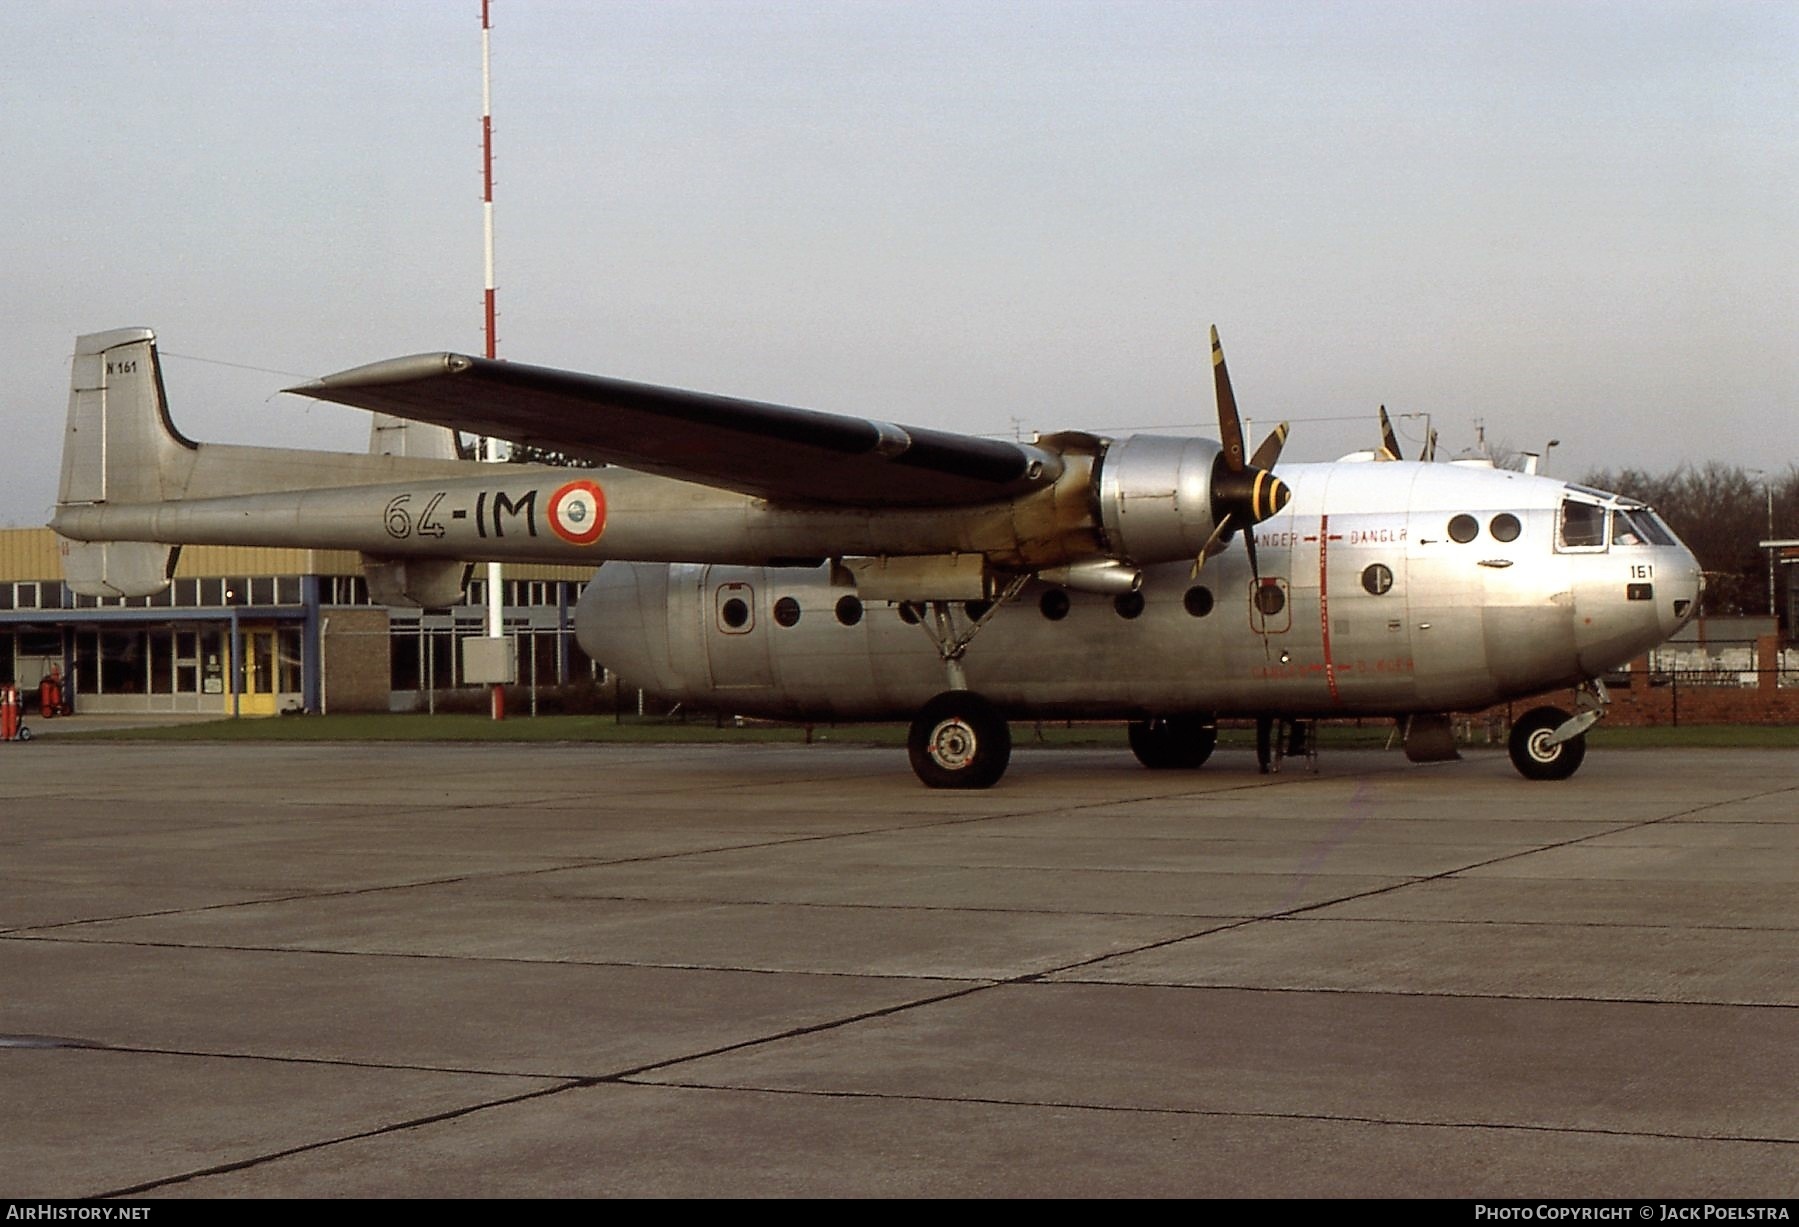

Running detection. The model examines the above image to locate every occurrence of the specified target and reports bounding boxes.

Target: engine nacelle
[1094,435,1225,566]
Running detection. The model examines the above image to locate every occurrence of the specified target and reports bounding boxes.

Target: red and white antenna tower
[481,0,506,720]
[481,0,498,364]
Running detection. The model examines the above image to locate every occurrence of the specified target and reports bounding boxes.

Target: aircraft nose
[1665,546,1703,633]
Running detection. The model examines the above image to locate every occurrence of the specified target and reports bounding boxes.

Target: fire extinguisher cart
[38,669,66,719]
[1,684,31,743]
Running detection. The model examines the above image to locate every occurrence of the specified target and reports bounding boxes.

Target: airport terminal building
[0,528,595,716]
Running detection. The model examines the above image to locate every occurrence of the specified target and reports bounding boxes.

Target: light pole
[226,588,240,720]
[1748,470,1775,618]
[1541,439,1560,476]
[1767,481,1776,619]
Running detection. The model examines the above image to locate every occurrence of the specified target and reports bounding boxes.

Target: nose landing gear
[1508,679,1607,781]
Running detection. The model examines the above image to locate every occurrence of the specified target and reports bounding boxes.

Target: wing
[289,353,1060,507]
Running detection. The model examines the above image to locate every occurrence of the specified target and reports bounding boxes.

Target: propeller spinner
[1194,327,1291,579]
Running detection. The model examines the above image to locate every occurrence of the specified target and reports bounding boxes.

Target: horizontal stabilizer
[59,537,178,599]
[361,556,473,610]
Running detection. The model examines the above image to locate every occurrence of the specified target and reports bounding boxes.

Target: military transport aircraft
[51,326,1701,787]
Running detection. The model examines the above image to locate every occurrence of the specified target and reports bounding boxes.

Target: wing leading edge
[289,354,1061,507]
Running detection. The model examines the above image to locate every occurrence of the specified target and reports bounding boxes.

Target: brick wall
[1476,637,1798,727]
[321,608,391,713]
[1598,684,1799,727]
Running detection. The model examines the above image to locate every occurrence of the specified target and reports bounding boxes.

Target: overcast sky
[3,1,1793,526]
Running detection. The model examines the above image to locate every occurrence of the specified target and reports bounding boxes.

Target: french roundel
[547,479,606,546]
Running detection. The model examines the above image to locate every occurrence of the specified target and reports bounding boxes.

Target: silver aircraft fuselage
[578,460,1701,720]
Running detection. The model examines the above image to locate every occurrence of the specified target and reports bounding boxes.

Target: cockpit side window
[1559,500,1607,550]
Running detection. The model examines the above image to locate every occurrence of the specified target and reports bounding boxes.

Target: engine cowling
[1094,435,1226,565]
[1092,432,1292,568]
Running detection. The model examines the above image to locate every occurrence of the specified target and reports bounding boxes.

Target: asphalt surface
[0,739,1793,1198]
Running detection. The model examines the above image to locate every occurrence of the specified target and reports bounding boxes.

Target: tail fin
[59,328,196,506]
[368,411,462,462]
[56,329,189,597]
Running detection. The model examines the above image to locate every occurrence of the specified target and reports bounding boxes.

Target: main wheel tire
[908,691,1011,789]
[1128,716,1218,769]
[1508,705,1587,780]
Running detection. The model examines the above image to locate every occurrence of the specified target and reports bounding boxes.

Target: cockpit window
[1614,508,1677,546]
[1559,500,1607,549]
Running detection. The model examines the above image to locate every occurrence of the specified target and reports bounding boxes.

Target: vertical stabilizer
[368,412,462,461]
[58,328,196,507]
[55,329,190,596]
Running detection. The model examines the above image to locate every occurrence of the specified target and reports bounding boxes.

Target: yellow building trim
[0,529,63,580]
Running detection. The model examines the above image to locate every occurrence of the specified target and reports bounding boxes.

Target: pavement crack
[91,1079,588,1199]
[617,1079,1799,1148]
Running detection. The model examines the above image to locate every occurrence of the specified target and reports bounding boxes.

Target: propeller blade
[1192,512,1235,577]
[1377,404,1402,461]
[1210,325,1245,472]
[1249,422,1289,471]
[1196,328,1292,586]
[1422,428,1438,463]
[1243,519,1262,585]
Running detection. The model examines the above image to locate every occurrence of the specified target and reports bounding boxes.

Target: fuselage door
[703,570,775,689]
[715,581,756,635]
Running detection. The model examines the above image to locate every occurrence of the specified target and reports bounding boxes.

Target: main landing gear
[903,581,1030,789]
[1127,716,1217,770]
[909,691,1011,789]
[1507,679,1608,781]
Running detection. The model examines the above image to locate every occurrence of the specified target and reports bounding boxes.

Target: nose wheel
[1508,705,1588,780]
[909,691,1011,789]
